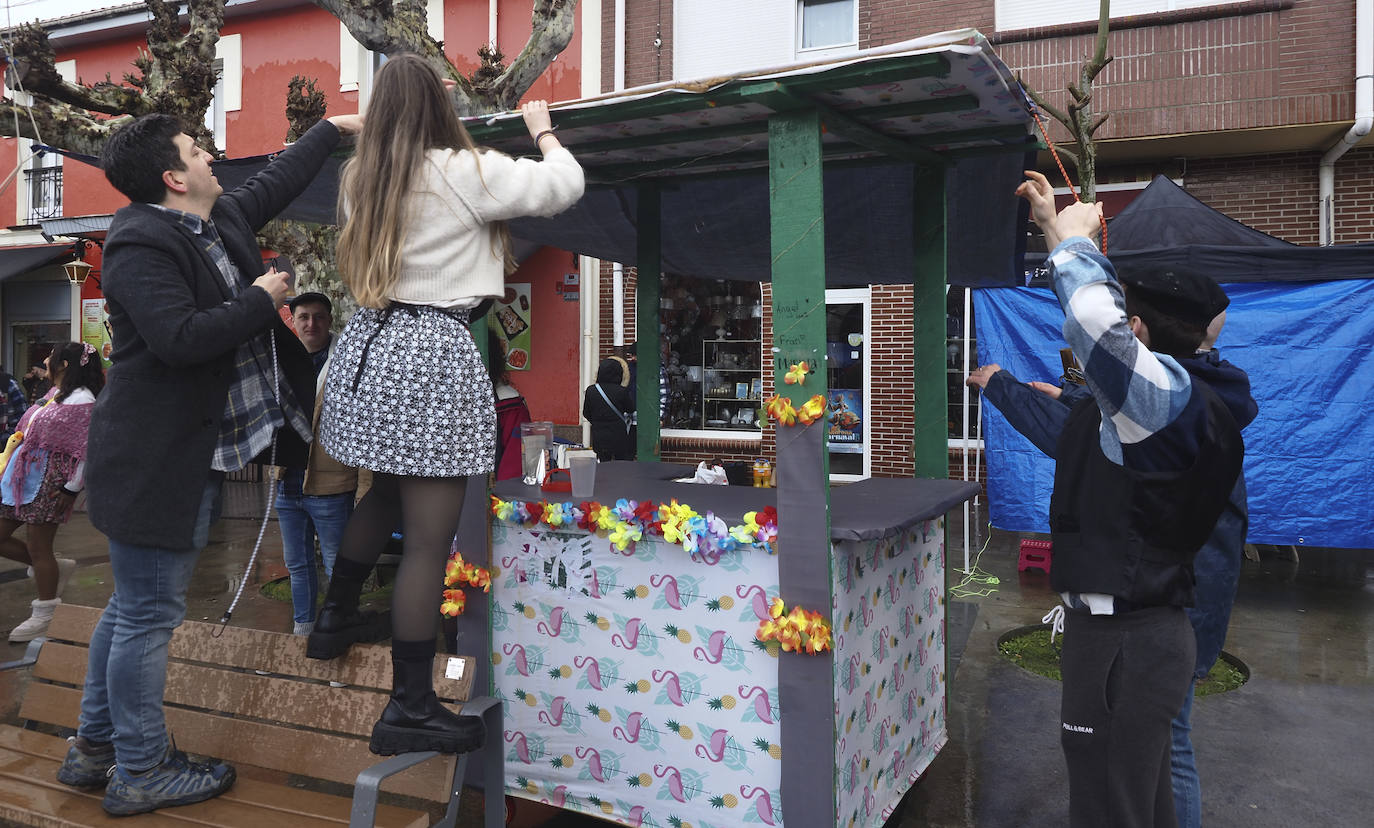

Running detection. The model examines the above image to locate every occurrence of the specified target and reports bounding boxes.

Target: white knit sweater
[380,145,584,307]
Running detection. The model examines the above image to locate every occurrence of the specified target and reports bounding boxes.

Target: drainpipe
[1319,0,1373,246]
[488,0,497,50]
[611,0,627,347]
[612,262,625,347]
[614,0,626,91]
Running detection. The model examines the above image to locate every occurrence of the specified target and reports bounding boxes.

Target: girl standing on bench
[310,53,584,755]
[1,342,103,642]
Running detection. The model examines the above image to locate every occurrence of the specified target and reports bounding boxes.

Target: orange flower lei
[755,596,832,655]
[765,393,827,426]
[440,551,492,618]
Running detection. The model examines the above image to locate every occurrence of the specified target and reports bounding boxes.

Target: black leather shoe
[305,606,390,660]
[369,694,485,755]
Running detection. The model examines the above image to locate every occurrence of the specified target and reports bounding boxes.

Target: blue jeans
[1170,685,1200,828]
[77,473,222,772]
[275,469,354,624]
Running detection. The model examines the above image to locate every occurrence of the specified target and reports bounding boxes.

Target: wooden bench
[0,604,503,828]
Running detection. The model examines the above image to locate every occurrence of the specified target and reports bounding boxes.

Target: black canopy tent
[1105,175,1374,282]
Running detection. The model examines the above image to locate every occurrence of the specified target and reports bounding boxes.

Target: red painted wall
[508,245,582,425]
[3,1,584,423]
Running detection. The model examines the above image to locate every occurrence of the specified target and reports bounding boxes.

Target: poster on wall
[80,299,113,368]
[489,283,532,372]
[828,388,864,452]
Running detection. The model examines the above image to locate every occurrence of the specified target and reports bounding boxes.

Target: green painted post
[767,108,835,828]
[635,183,662,461]
[912,165,949,478]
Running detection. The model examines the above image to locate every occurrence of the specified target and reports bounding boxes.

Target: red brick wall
[857,1,1356,143]
[1184,147,1374,245]
[602,0,674,92]
[1184,152,1321,244]
[869,285,915,477]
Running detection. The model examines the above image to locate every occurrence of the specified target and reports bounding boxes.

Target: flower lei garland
[440,550,492,617]
[490,496,779,562]
[756,596,832,654]
[765,393,827,426]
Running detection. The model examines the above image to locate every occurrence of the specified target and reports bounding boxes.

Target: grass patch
[260,573,394,608]
[998,626,1247,696]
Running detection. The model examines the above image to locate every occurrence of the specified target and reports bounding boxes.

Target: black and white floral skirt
[320,304,495,477]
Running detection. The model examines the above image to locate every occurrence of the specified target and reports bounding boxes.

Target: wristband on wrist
[534,129,558,147]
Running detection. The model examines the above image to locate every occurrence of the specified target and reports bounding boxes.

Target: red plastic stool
[1017,539,1053,574]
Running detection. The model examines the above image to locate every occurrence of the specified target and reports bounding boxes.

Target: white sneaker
[26,558,77,597]
[9,597,61,643]
[293,621,315,636]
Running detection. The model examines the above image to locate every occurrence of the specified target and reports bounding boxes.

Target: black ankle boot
[369,643,485,756]
[305,563,389,660]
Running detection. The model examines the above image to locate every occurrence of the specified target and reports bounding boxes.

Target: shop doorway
[10,321,66,402]
[825,288,870,480]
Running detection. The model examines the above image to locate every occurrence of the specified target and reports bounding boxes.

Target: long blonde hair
[336,53,512,308]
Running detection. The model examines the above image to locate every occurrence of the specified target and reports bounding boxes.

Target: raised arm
[221,115,359,230]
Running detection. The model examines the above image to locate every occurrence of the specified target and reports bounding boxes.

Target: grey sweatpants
[1060,605,1195,828]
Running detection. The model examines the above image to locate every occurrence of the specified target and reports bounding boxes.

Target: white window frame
[996,1,1226,31]
[203,35,240,153]
[340,4,439,103]
[826,287,872,482]
[796,0,859,60]
[14,60,75,224]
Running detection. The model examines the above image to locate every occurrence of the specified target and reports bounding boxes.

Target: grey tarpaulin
[55,145,1031,288]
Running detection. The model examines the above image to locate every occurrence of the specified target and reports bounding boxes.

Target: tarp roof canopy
[58,29,1038,287]
[466,29,1036,288]
[1105,175,1374,282]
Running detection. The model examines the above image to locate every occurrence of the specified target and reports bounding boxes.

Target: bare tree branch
[0,98,130,156]
[309,0,484,112]
[489,0,578,110]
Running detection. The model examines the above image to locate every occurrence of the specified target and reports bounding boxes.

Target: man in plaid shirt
[60,110,362,817]
[1016,172,1249,828]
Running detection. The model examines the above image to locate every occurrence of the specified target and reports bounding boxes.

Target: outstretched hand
[966,364,1002,390]
[327,113,365,134]
[1016,171,1103,250]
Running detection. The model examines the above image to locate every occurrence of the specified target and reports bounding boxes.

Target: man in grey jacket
[55,110,360,817]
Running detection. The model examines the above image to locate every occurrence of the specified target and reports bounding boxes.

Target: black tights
[334,473,468,643]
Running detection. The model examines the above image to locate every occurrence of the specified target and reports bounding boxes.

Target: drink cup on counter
[519,421,554,485]
[568,450,599,498]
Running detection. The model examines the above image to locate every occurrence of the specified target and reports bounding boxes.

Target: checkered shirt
[150,206,312,472]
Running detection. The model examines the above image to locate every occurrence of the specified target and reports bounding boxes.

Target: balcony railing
[26,165,63,223]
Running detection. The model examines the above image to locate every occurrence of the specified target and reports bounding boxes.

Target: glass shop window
[660,274,764,434]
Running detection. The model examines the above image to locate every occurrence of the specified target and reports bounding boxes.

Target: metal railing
[26,166,63,223]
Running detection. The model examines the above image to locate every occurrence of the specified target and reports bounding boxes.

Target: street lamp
[63,256,92,342]
[62,257,93,286]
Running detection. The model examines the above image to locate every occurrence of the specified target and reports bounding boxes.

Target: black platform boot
[306,558,390,660]
[370,638,485,755]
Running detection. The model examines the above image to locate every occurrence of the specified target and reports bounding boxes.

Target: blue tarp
[973,280,1374,549]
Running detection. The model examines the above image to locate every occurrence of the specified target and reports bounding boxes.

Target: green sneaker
[101,741,236,816]
[55,736,116,789]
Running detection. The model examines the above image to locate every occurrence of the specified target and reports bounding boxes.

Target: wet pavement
[2,485,1371,826]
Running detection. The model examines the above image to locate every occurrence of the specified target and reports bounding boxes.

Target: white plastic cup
[519,422,553,485]
[568,450,599,499]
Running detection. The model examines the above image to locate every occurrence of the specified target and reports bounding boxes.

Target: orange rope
[1029,108,1107,253]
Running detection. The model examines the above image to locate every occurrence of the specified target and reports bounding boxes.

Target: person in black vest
[1015,171,1248,828]
[55,110,362,817]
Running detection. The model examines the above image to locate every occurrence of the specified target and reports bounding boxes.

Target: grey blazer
[86,120,341,549]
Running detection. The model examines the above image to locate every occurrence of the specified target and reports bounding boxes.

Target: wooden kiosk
[453,29,1035,827]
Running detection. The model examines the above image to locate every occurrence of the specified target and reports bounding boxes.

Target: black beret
[288,292,332,314]
[1115,264,1227,327]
